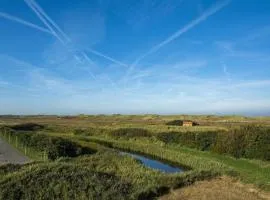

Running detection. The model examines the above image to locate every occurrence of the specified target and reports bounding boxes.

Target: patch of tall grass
[0,151,220,200]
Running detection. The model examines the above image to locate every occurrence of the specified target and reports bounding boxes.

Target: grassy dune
[0,115,269,199]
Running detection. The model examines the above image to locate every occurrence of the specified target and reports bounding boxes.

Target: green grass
[42,128,270,190]
[1,117,270,199]
[169,145,270,189]
[0,151,219,200]
[61,134,270,190]
[0,132,47,161]
[1,114,269,129]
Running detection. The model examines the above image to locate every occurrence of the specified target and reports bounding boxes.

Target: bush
[156,131,218,151]
[3,131,96,160]
[0,163,132,200]
[9,123,45,131]
[73,127,106,136]
[111,128,151,138]
[166,120,183,126]
[0,164,23,180]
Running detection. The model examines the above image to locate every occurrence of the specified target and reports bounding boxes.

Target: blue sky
[0,0,270,115]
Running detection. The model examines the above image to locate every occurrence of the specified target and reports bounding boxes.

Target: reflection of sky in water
[120,152,183,173]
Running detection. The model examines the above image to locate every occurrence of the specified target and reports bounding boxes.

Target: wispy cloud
[172,60,207,69]
[24,0,98,80]
[215,41,234,53]
[125,0,231,81]
[231,80,270,89]
[215,25,270,59]
[215,40,269,61]
[113,0,184,31]
[222,63,231,82]
[0,80,9,86]
[0,12,52,34]
[135,0,230,63]
[24,0,127,82]
[85,48,128,68]
[1,54,270,114]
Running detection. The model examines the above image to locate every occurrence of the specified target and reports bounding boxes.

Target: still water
[120,151,184,173]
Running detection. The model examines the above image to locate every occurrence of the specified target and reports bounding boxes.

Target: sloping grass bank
[0,151,219,200]
[71,135,270,190]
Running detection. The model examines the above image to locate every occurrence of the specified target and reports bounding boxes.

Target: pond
[120,151,184,173]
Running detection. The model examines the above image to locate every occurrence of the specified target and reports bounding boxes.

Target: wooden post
[16,136,18,148]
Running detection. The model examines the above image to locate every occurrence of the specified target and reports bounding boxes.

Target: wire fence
[0,129,48,161]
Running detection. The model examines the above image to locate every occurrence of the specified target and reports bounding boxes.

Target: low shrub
[9,123,45,131]
[166,120,183,126]
[73,127,106,136]
[111,128,151,138]
[0,163,132,200]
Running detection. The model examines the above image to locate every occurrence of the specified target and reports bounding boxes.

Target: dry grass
[159,176,270,200]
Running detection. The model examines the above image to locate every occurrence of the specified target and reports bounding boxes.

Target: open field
[1,114,270,128]
[0,115,269,199]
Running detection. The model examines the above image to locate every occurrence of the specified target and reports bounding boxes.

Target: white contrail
[24,0,66,45]
[126,0,231,75]
[25,0,127,69]
[24,0,99,81]
[0,12,52,34]
[85,48,128,68]
[28,0,71,42]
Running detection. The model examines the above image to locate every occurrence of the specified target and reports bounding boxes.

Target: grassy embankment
[42,125,270,190]
[0,150,219,200]
[0,116,269,199]
[0,123,220,199]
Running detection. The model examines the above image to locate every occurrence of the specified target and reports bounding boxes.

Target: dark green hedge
[7,123,45,131]
[0,128,95,160]
[157,126,270,161]
[212,126,270,160]
[157,131,218,151]
[166,120,183,126]
[111,128,151,138]
[73,127,107,136]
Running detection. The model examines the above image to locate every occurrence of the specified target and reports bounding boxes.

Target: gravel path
[0,137,30,165]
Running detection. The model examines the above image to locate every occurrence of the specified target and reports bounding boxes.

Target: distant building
[166,120,198,126]
[182,120,194,127]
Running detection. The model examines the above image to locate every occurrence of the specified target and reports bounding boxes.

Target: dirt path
[0,137,30,165]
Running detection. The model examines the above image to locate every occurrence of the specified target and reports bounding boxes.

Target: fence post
[16,136,18,148]
[8,132,11,143]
